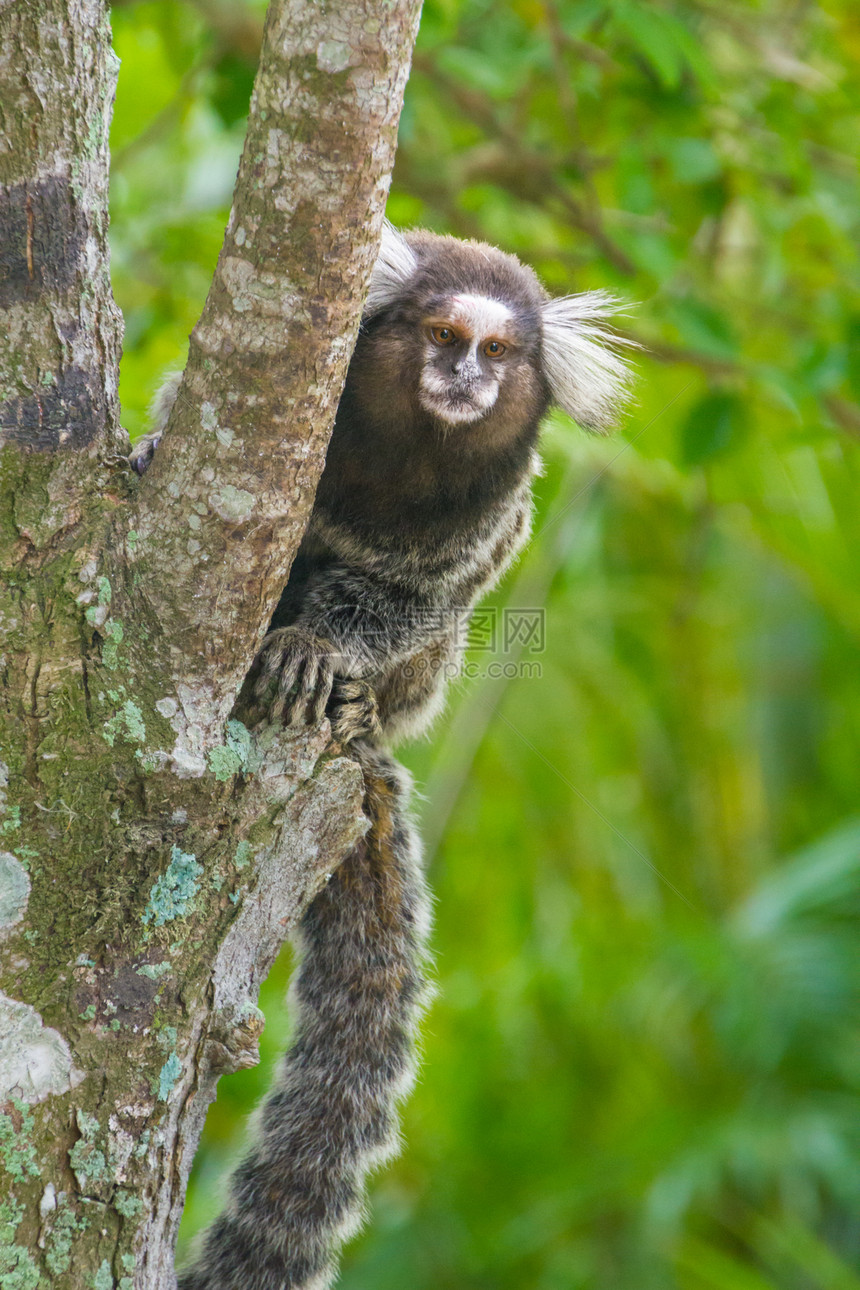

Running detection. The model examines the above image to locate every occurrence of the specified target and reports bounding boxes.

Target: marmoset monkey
[133,223,633,1290]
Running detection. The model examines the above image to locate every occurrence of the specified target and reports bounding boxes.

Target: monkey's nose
[452,358,480,381]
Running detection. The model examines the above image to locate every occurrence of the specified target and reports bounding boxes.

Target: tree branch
[117,0,422,718]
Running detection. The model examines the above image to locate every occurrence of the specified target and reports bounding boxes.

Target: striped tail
[177,747,431,1290]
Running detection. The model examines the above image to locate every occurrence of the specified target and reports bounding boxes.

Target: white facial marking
[448,293,514,339]
[419,294,514,426]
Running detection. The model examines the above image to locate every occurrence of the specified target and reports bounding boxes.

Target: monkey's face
[417,294,523,426]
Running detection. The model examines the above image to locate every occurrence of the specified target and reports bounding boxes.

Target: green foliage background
[110,1,860,1285]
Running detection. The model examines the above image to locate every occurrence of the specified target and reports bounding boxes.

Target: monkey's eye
[431,325,458,346]
[483,340,507,358]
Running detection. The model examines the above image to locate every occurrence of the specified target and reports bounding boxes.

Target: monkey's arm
[252,563,458,728]
[286,563,453,671]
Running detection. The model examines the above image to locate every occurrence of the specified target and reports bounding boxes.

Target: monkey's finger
[252,669,278,715]
[289,653,322,727]
[276,653,307,725]
[260,646,300,722]
[253,660,284,717]
[256,651,279,687]
[309,656,335,725]
[254,639,286,697]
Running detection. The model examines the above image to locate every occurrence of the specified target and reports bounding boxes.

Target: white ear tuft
[364,220,419,318]
[541,292,637,431]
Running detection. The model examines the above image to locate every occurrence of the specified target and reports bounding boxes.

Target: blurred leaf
[751,1213,860,1290]
[680,392,747,466]
[662,299,739,361]
[111,13,183,149]
[667,137,722,186]
[611,2,688,89]
[209,51,256,126]
[736,818,860,935]
[436,46,518,97]
[676,1238,780,1290]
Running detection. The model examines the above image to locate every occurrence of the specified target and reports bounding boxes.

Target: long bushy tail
[178,747,431,1290]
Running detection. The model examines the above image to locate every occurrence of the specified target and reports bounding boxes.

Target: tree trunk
[0,1,422,1286]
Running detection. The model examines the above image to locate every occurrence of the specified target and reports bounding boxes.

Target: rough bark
[0,1,422,1287]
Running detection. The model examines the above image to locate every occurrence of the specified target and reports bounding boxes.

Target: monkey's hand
[328,678,382,744]
[130,372,182,474]
[251,626,337,727]
[243,630,382,743]
[128,432,161,476]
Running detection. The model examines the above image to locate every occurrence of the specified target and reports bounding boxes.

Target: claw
[251,626,336,729]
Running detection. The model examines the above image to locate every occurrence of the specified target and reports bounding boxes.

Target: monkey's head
[416,289,537,427]
[361,222,635,437]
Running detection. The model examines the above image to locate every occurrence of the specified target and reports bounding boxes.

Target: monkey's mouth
[419,381,497,426]
[421,392,485,425]
[446,391,479,412]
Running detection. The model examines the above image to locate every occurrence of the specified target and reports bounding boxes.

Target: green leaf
[737,819,860,936]
[668,137,722,185]
[612,3,686,89]
[752,1214,860,1290]
[679,391,746,466]
[209,52,256,127]
[663,298,739,360]
[677,1238,781,1290]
